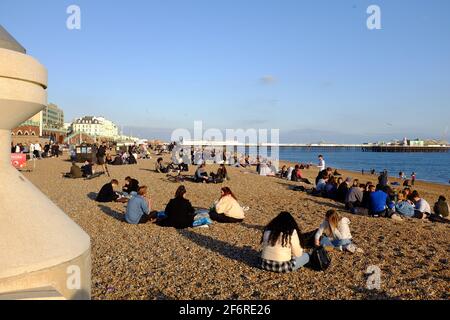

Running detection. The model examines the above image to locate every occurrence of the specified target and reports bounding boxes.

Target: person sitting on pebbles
[155,157,168,173]
[195,163,210,183]
[64,161,83,179]
[314,210,363,254]
[209,187,245,223]
[96,179,123,203]
[411,190,432,219]
[261,211,310,273]
[434,196,449,219]
[157,185,196,229]
[395,190,416,218]
[124,186,153,224]
[122,176,140,195]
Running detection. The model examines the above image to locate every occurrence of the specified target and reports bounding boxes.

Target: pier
[361,145,449,153]
[276,144,449,153]
[181,141,449,153]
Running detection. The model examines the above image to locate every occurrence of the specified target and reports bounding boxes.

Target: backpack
[309,247,332,271]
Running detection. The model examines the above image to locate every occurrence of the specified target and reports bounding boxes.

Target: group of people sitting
[95,176,140,203]
[194,163,230,183]
[64,161,95,179]
[155,157,189,174]
[298,167,449,223]
[155,158,229,184]
[279,164,314,184]
[94,178,247,227]
[154,186,246,227]
[261,209,363,273]
[106,151,137,166]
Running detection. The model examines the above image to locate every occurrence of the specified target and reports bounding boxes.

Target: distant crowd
[296,156,449,223]
[11,141,61,158]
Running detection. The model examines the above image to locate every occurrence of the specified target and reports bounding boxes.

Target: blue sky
[1,0,449,142]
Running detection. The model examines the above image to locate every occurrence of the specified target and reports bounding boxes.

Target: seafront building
[66,115,139,144]
[11,103,67,143]
[11,112,42,137]
[41,103,66,143]
[70,116,119,139]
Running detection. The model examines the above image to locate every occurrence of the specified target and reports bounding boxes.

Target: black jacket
[336,182,349,203]
[123,179,139,193]
[96,183,118,202]
[160,197,195,229]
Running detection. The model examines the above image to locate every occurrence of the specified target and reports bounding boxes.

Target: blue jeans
[320,236,352,249]
[292,253,310,271]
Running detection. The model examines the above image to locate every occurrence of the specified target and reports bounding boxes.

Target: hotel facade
[70,116,119,140]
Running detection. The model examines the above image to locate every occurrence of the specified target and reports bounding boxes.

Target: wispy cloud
[259,75,277,85]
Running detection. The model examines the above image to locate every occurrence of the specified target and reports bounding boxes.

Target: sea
[275,148,450,185]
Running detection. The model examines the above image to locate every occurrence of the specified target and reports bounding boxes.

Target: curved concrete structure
[0,28,91,300]
[0,25,25,53]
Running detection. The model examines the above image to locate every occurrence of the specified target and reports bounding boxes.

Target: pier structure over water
[181,140,449,153]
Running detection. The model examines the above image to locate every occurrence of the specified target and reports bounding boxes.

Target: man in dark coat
[96,179,120,203]
[122,176,139,194]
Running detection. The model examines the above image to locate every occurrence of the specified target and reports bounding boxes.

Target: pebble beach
[22,155,450,300]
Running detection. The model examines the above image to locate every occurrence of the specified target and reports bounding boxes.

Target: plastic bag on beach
[192,209,213,227]
[192,217,213,228]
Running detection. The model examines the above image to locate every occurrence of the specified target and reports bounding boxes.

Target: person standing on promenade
[317,155,326,172]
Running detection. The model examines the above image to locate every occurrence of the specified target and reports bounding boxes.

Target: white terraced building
[71,116,119,139]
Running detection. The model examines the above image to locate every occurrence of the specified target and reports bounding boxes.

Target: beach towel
[84,172,104,180]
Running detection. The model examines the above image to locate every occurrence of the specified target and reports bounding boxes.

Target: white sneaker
[345,244,357,254]
[391,214,403,222]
